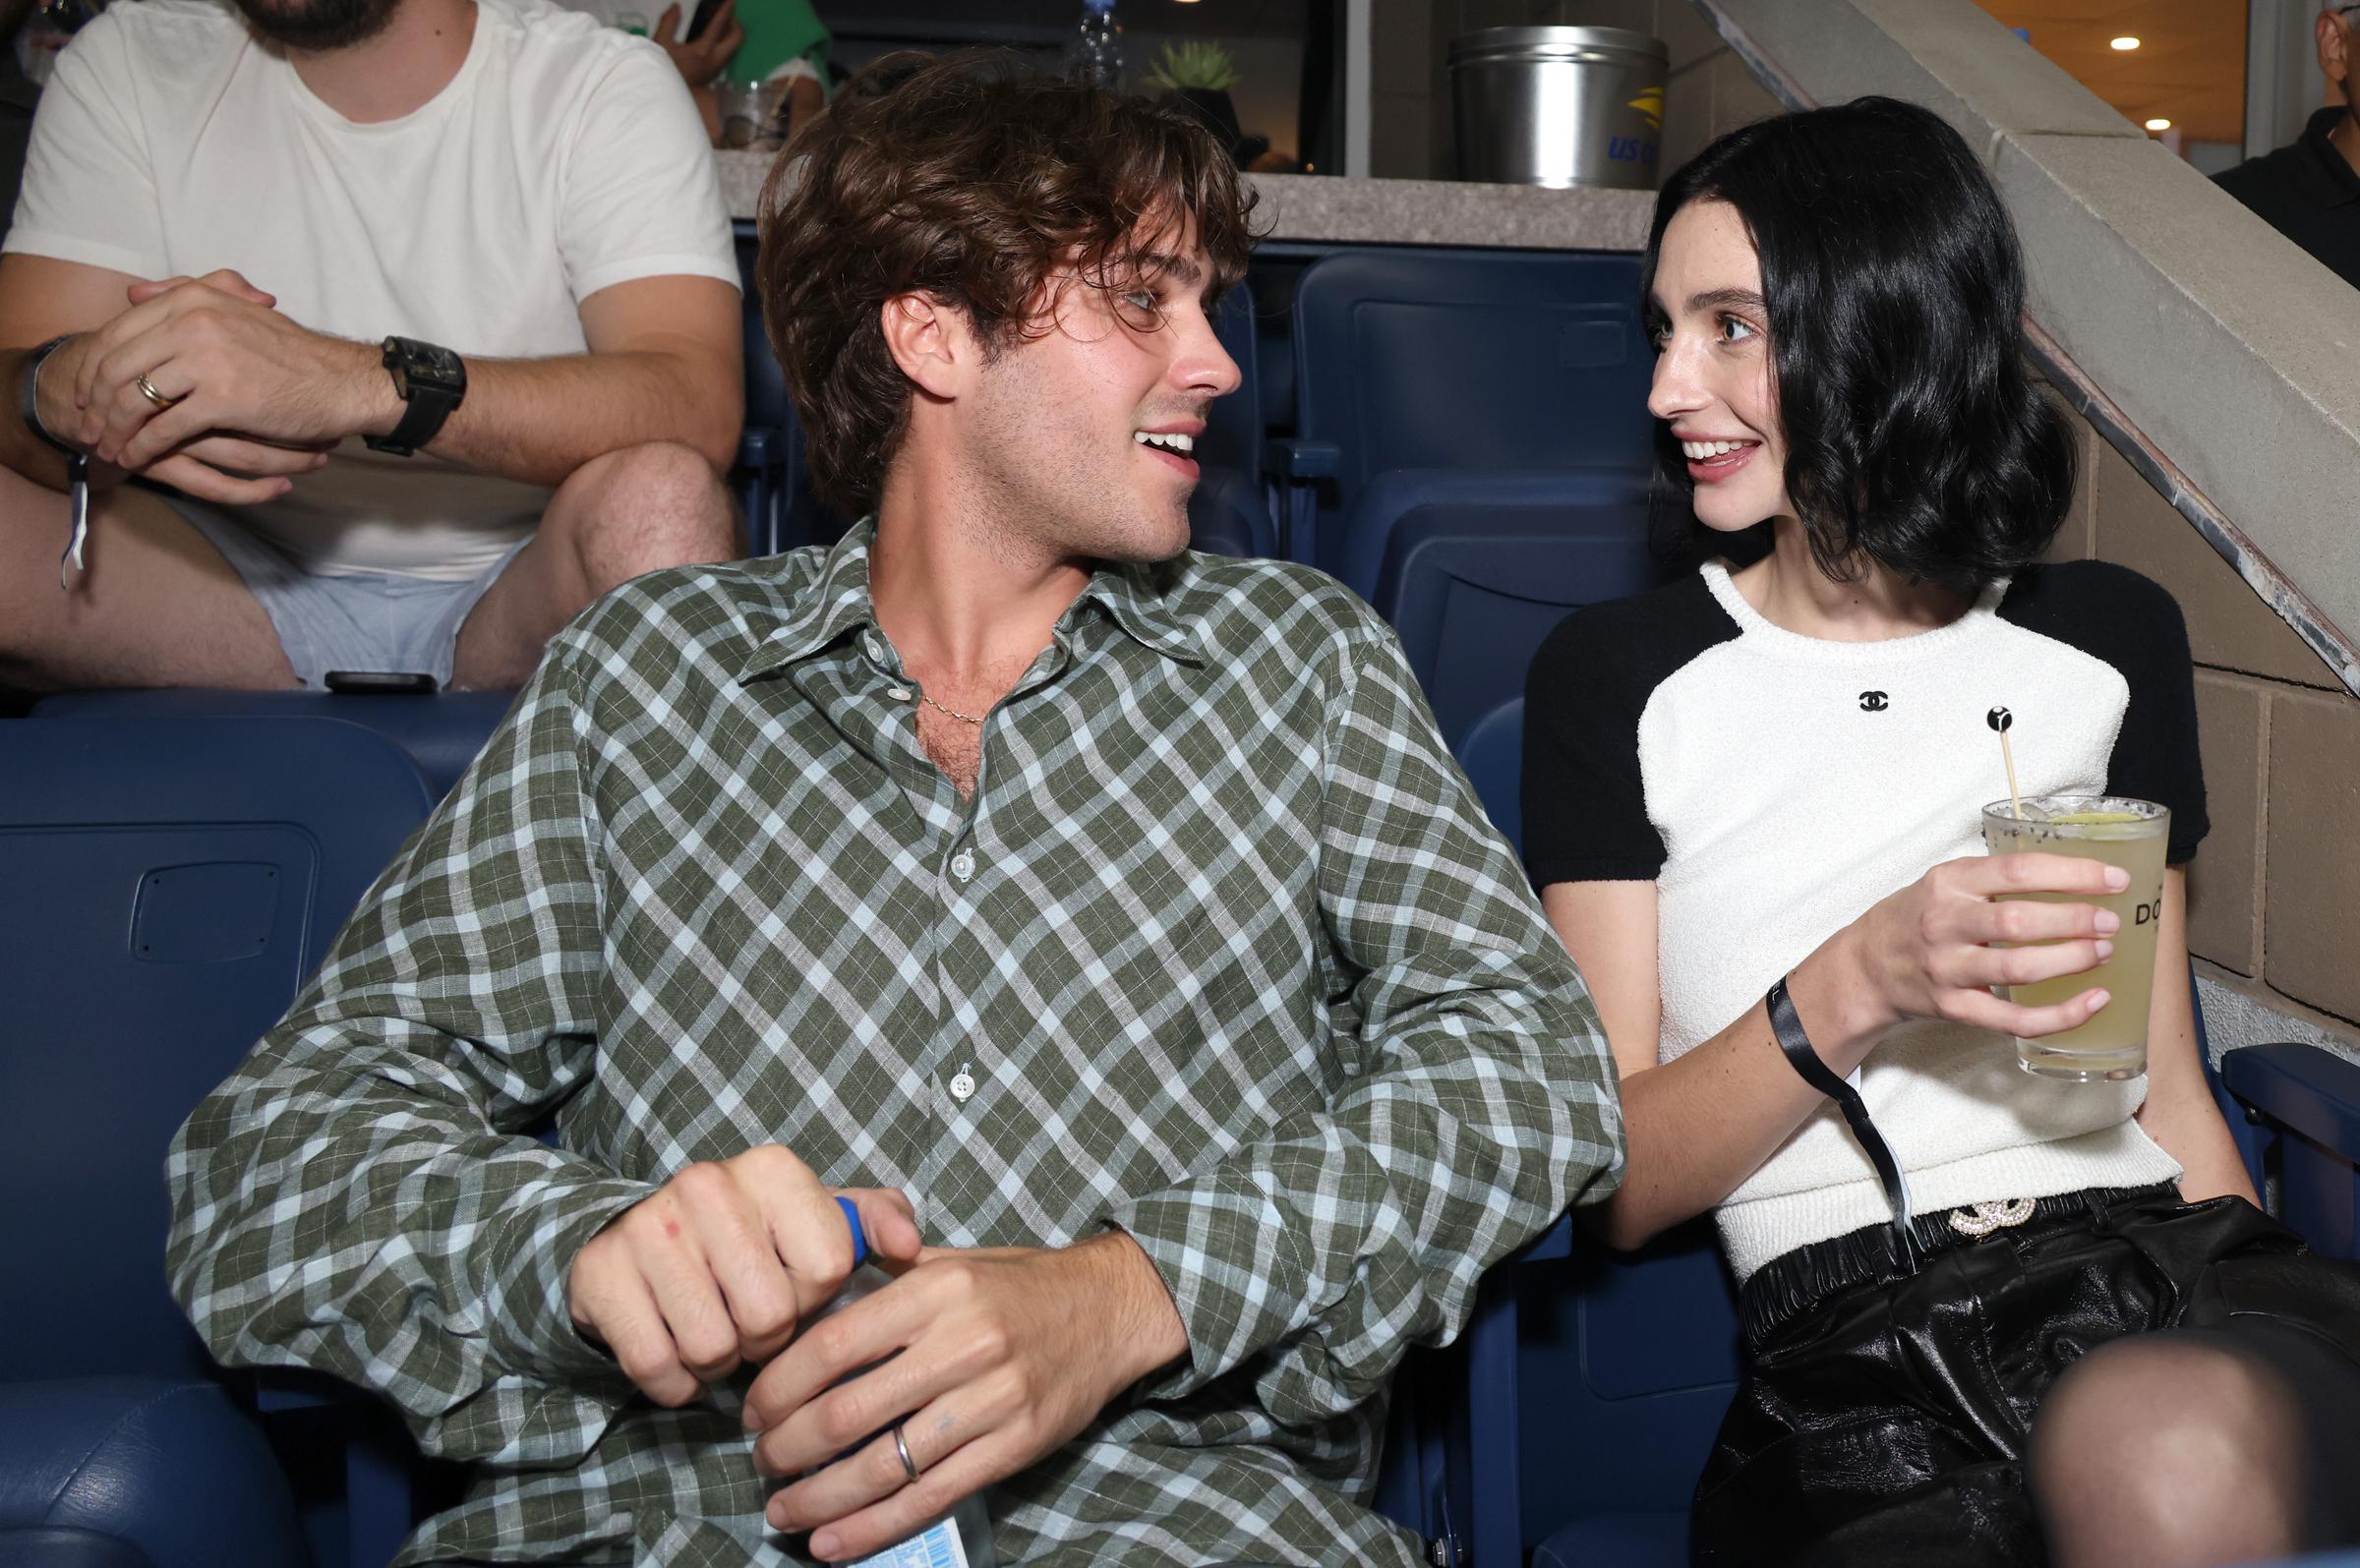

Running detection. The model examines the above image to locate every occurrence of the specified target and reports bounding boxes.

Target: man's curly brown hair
[755,51,1259,520]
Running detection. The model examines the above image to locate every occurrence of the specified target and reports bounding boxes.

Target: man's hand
[745,1230,1189,1563]
[64,271,379,497]
[566,1144,922,1409]
[653,0,740,90]
[29,272,335,505]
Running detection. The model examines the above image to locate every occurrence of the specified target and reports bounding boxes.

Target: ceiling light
[2145,117,2171,131]
[2111,35,2141,50]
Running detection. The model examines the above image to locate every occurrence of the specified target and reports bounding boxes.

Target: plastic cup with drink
[1979,794,2169,1081]
[1976,707,2167,1081]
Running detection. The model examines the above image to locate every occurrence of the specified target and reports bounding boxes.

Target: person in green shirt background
[566,0,830,145]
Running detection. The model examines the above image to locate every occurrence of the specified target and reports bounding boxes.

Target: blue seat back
[0,717,436,1384]
[1449,699,1740,1567]
[1373,468,1661,751]
[1455,698,1524,853]
[1517,1232,1741,1527]
[1201,281,1262,475]
[32,689,512,802]
[1188,282,1275,557]
[1291,249,1655,570]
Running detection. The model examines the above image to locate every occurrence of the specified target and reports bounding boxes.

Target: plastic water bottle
[818,1197,998,1568]
[1067,0,1122,88]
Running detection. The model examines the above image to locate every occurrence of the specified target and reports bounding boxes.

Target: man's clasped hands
[33,267,395,506]
[564,1143,1191,1562]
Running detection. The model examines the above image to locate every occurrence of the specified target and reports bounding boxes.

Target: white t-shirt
[1524,559,2207,1280]
[7,0,738,580]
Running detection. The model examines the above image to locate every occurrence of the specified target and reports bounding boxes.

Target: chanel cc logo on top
[1858,690,1890,712]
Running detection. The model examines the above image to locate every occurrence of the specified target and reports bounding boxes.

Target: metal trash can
[1448,26,1669,189]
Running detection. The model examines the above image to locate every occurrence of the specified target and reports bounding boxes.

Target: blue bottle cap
[835,1194,867,1267]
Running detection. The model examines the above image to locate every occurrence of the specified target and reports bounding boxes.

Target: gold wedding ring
[134,374,180,411]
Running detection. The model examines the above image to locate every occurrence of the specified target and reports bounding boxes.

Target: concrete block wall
[2046,407,2360,1054]
[1370,0,1763,181]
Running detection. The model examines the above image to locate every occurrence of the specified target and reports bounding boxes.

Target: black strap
[21,334,82,459]
[1765,975,1915,1257]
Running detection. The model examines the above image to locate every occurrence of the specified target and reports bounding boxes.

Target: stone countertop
[714,151,1656,252]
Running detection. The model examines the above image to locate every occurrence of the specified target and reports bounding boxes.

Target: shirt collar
[1065,557,1205,667]
[736,521,1204,683]
[736,523,882,680]
[2299,106,2360,206]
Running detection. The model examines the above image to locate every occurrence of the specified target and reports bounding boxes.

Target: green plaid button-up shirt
[167,525,1622,1567]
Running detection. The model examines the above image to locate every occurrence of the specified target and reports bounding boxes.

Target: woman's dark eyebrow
[1687,286,1767,315]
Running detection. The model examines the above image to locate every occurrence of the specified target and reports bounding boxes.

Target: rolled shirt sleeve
[165,646,653,1467]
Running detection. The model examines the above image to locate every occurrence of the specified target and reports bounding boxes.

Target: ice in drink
[1979,796,2169,1081]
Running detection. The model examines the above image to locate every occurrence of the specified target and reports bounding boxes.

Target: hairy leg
[2030,1329,2306,1568]
[451,440,738,690]
[0,464,294,693]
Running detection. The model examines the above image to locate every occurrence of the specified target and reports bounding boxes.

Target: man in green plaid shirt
[167,55,1622,1568]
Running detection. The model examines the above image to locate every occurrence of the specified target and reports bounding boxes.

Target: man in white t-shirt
[0,0,743,693]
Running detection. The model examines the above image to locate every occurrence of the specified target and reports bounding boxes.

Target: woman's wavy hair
[1641,96,2075,595]
[756,51,1258,520]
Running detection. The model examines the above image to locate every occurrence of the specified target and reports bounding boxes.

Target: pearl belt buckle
[1947,1197,2037,1238]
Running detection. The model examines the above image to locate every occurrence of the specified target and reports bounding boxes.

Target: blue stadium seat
[2223,1043,2360,1260]
[1188,282,1276,558]
[1365,468,1659,750]
[0,717,439,1568]
[1268,249,1655,569]
[31,688,513,801]
[0,1380,308,1568]
[1454,697,1523,853]
[1447,683,1737,1568]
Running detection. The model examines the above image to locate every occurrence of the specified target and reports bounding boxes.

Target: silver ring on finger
[134,373,181,411]
[892,1419,921,1482]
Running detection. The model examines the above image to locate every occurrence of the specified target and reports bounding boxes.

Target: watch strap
[1765,974,1915,1246]
[366,337,463,456]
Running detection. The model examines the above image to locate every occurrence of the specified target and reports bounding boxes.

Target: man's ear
[2321,8,2350,86]
[879,293,975,401]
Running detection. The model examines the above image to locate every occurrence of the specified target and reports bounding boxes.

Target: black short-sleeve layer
[1521,573,1737,886]
[1996,560,2209,864]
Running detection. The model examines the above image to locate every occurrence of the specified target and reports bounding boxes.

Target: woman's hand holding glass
[1839,851,2129,1046]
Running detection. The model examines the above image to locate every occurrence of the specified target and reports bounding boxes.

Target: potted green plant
[1147,41,1264,167]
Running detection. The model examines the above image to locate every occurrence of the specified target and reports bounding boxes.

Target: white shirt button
[949,849,975,883]
[862,633,884,662]
[886,686,911,702]
[949,1067,976,1103]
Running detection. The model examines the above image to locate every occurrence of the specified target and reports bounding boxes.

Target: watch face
[389,337,465,396]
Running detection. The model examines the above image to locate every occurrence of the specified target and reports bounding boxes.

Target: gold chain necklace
[918,690,984,726]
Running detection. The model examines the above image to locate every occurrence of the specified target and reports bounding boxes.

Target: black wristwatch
[365,335,465,456]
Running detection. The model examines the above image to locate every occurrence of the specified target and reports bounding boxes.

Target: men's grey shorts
[166,493,530,690]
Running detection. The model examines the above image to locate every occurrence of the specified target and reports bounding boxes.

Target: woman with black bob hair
[1642,95,2072,588]
[1525,96,2360,1567]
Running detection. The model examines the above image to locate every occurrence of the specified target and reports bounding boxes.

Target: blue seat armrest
[1512,1212,1575,1264]
[1262,439,1339,564]
[0,1379,307,1568]
[2222,1043,2360,1161]
[737,424,776,469]
[251,1365,351,1413]
[1264,436,1339,478]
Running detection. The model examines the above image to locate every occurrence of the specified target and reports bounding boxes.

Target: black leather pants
[1691,1186,2360,1567]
